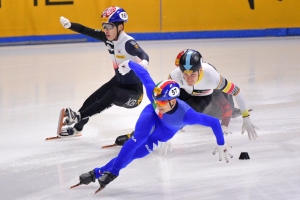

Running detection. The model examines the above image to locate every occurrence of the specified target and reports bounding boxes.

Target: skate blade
[101,144,117,148]
[45,136,61,140]
[57,109,66,135]
[70,183,82,189]
[95,186,105,194]
[46,134,82,140]
[57,133,82,138]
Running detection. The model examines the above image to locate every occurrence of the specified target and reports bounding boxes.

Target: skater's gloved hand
[242,116,258,141]
[212,144,233,163]
[98,172,117,188]
[79,170,96,185]
[222,125,232,135]
[139,59,149,70]
[118,60,131,75]
[159,141,172,157]
[60,16,71,28]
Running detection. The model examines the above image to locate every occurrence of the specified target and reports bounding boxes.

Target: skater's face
[155,99,176,113]
[102,23,124,41]
[183,69,201,86]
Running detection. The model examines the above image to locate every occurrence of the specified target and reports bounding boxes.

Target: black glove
[79,170,96,185]
[98,172,117,187]
[115,131,134,146]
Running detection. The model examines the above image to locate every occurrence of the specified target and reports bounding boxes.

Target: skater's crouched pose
[58,6,149,137]
[71,60,233,194]
[115,49,258,147]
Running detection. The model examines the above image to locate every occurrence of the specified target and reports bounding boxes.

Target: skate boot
[115,131,134,146]
[64,108,81,125]
[59,126,82,138]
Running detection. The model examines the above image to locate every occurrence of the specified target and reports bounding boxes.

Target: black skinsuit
[67,23,149,131]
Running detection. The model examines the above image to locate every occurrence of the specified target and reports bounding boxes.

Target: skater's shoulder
[169,68,182,79]
[201,63,220,80]
[202,62,219,73]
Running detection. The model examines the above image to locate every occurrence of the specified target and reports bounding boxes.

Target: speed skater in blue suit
[72,60,233,194]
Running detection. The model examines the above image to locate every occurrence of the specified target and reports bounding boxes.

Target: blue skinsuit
[94,61,224,178]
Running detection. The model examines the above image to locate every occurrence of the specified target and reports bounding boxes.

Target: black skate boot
[80,170,96,185]
[115,131,134,146]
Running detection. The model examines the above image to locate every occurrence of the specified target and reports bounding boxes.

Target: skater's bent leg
[108,106,156,175]
[80,82,143,118]
[80,81,142,118]
[78,78,114,112]
[213,90,232,127]
[94,143,151,178]
[79,89,115,119]
[185,95,212,113]
[72,79,114,131]
[223,92,235,109]
[112,86,143,109]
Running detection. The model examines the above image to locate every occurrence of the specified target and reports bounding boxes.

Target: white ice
[0,37,300,200]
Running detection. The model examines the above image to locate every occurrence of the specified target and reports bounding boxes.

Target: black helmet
[175,49,202,74]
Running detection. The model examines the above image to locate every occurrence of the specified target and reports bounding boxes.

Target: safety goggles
[154,100,169,106]
[102,23,115,30]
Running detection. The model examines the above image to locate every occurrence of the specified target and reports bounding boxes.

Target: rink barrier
[0,28,300,46]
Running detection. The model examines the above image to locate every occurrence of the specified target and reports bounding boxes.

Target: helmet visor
[154,100,169,106]
[102,23,115,30]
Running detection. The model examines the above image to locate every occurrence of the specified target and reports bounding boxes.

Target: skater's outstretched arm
[183,108,224,145]
[216,75,258,140]
[60,16,107,41]
[119,60,156,102]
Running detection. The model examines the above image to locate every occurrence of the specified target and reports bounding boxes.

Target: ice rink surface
[0,37,300,200]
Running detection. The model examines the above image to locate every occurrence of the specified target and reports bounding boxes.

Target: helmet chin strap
[168,100,175,108]
[196,68,202,83]
[113,23,123,41]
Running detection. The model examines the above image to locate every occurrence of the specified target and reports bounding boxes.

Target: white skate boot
[64,108,81,125]
[59,126,82,138]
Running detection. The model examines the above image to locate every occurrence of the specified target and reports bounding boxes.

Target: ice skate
[64,108,81,125]
[102,131,134,148]
[45,109,83,140]
[59,126,82,138]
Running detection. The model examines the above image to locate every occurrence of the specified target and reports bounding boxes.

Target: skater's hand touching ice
[118,60,131,75]
[242,116,258,141]
[60,16,71,28]
[212,144,233,163]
